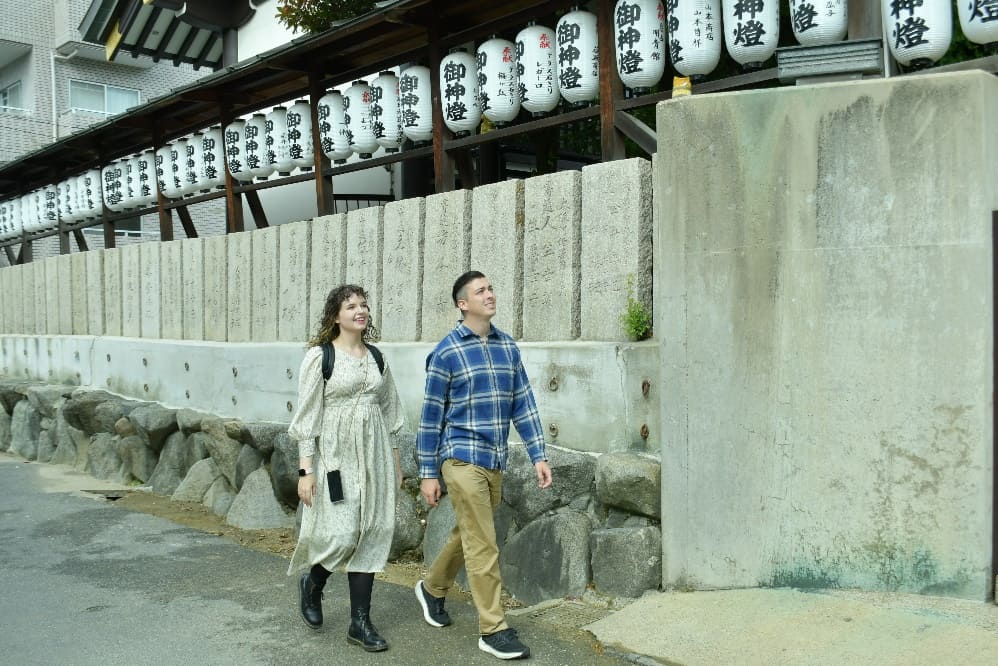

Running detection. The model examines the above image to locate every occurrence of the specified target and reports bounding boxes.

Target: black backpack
[321,342,385,381]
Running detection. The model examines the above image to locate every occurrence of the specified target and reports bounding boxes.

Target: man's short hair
[452,270,486,306]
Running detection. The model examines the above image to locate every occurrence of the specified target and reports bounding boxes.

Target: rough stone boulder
[148,431,190,495]
[25,385,73,418]
[185,432,212,471]
[390,491,423,560]
[50,407,89,467]
[242,422,286,457]
[0,381,27,415]
[225,468,294,529]
[173,458,223,503]
[129,404,178,453]
[0,407,11,452]
[269,431,299,508]
[395,432,419,480]
[61,390,122,434]
[204,476,237,517]
[423,495,515,588]
[119,435,157,483]
[85,433,126,483]
[500,510,593,606]
[595,452,661,519]
[235,445,264,490]
[590,526,662,598]
[176,408,210,434]
[201,419,243,487]
[35,428,57,463]
[502,445,597,525]
[9,400,41,460]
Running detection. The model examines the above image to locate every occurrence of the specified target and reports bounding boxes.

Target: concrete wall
[656,71,997,599]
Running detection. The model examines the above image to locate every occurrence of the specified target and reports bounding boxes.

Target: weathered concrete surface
[70,253,89,335]
[307,214,346,339]
[421,190,471,342]
[120,245,141,338]
[381,198,424,342]
[523,171,580,340]
[344,205,384,327]
[181,238,205,341]
[203,235,227,341]
[139,242,161,339]
[103,248,123,336]
[657,71,998,598]
[85,250,105,336]
[44,259,59,335]
[226,232,252,342]
[33,260,48,335]
[581,159,653,341]
[160,241,183,340]
[471,179,524,338]
[56,254,72,336]
[587,589,998,666]
[277,220,310,342]
[250,226,279,342]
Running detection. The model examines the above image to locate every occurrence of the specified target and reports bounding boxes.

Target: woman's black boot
[347,606,388,652]
[299,572,325,629]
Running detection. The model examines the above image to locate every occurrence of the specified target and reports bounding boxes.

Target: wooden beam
[102,207,116,249]
[153,14,182,62]
[309,71,335,216]
[73,229,89,252]
[429,4,455,193]
[173,24,199,66]
[175,205,199,238]
[244,189,269,228]
[597,0,625,161]
[58,226,70,255]
[3,246,15,265]
[614,110,656,156]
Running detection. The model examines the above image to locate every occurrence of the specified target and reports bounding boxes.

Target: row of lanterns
[0,174,103,241]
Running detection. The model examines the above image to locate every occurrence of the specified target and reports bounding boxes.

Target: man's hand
[421,478,442,507]
[534,461,552,489]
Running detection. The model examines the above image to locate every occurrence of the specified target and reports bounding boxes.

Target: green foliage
[275,0,376,34]
[620,276,652,341]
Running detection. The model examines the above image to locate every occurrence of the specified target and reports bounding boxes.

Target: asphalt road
[0,456,624,666]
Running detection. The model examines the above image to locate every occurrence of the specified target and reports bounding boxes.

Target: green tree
[275,0,375,34]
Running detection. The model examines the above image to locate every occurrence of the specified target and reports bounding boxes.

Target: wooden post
[429,4,455,193]
[102,207,116,249]
[73,229,89,252]
[310,71,335,216]
[175,205,199,238]
[58,221,71,255]
[244,190,270,228]
[3,246,16,265]
[598,0,626,161]
[220,105,245,234]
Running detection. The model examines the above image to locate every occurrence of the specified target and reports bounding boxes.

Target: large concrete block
[44,257,59,336]
[381,198,424,342]
[203,235,228,341]
[471,180,524,337]
[8,265,23,333]
[250,226,279,342]
[120,244,142,337]
[421,190,471,342]
[181,238,205,340]
[29,260,46,335]
[18,262,34,335]
[0,268,7,333]
[103,248,123,336]
[581,159,653,340]
[657,70,998,599]
[56,254,72,336]
[344,206,384,325]
[139,241,161,338]
[85,250,105,336]
[70,253,89,335]
[227,232,253,342]
[160,240,183,340]
[522,171,581,340]
[308,214,347,339]
[277,220,310,342]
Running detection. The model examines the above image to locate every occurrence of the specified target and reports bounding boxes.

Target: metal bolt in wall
[548,376,560,391]
[641,379,651,398]
[548,423,559,438]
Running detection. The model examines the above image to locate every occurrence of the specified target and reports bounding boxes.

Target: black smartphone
[327,470,344,503]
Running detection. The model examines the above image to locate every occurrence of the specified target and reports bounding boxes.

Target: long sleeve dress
[286,344,405,574]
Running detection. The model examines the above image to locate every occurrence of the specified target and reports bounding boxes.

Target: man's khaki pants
[423,459,507,635]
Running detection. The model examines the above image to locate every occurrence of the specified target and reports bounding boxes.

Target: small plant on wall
[276,0,376,33]
[620,274,652,341]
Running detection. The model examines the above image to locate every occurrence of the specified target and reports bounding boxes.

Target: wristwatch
[298,468,313,477]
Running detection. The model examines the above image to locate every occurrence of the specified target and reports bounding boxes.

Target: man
[415,270,553,660]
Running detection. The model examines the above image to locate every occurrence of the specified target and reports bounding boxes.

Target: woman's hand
[298,474,316,507]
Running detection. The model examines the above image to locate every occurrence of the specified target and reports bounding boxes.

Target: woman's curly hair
[307,284,379,347]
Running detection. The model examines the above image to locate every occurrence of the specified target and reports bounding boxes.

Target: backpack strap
[321,342,334,382]
[365,343,386,375]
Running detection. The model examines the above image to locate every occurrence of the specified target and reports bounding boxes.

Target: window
[69,80,139,116]
[1,81,22,111]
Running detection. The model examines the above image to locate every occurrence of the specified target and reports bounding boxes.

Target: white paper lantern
[789,0,847,46]
[399,66,434,143]
[57,180,73,223]
[41,184,59,229]
[122,155,139,209]
[614,0,667,91]
[267,107,295,176]
[666,0,723,77]
[137,149,158,206]
[0,201,9,239]
[286,100,315,170]
[156,144,179,200]
[722,0,779,68]
[959,0,998,45]
[317,91,352,163]
[200,126,225,190]
[371,71,404,152]
[883,0,951,67]
[556,8,600,106]
[244,113,274,180]
[477,38,520,125]
[183,134,204,195]
[82,168,102,219]
[440,49,481,136]
[71,174,85,222]
[222,120,249,183]
[517,24,560,116]
[102,163,124,212]
[344,80,379,158]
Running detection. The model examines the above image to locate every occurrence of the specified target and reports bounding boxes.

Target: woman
[287,284,404,652]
